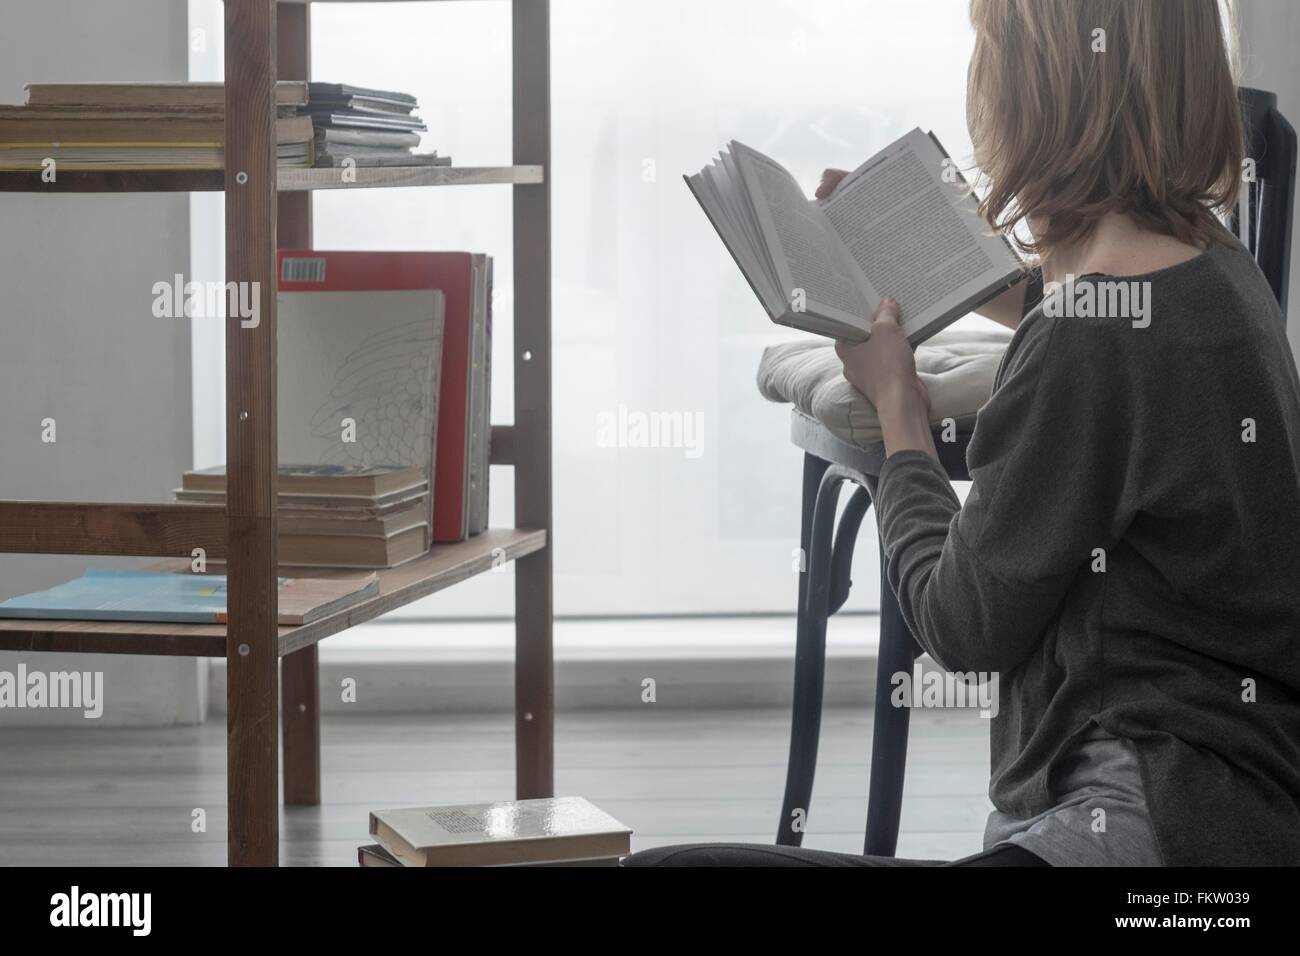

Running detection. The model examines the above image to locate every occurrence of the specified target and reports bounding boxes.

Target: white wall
[1239,0,1300,363]
[0,1,205,726]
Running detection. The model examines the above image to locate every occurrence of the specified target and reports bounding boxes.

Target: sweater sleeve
[874,316,1132,674]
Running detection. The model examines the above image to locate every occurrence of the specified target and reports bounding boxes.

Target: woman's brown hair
[967,0,1244,256]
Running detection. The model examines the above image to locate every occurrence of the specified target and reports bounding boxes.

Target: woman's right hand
[816,168,850,200]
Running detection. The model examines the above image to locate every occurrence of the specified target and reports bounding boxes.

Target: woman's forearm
[876,384,939,460]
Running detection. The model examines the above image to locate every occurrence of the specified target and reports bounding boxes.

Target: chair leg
[865,531,920,856]
[828,487,873,615]
[778,456,839,845]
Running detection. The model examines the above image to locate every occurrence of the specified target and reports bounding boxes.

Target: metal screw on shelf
[522,350,533,362]
[239,410,249,421]
[235,171,248,185]
[238,644,250,657]
[523,711,534,722]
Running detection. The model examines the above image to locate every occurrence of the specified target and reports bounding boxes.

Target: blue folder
[0,568,237,623]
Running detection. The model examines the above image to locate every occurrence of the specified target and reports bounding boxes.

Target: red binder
[278,250,477,542]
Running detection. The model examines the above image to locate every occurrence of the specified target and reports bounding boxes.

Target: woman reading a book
[626,0,1300,866]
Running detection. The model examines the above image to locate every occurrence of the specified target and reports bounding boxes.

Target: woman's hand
[835,298,938,459]
[815,168,850,200]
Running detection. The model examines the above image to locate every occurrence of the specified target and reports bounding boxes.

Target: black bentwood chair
[774,86,1296,856]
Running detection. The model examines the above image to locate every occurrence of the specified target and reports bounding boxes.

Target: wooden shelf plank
[0,165,542,194]
[0,528,546,659]
[278,164,544,191]
[0,501,226,558]
[0,170,225,193]
[280,528,546,655]
[0,619,228,657]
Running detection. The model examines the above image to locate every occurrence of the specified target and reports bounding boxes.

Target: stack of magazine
[303,82,450,168]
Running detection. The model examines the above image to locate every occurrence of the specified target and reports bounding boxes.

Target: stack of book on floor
[302,82,450,168]
[0,81,314,170]
[176,464,431,569]
[360,797,633,867]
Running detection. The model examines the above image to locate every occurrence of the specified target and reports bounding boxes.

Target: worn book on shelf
[369,797,633,867]
[278,251,448,549]
[174,486,428,514]
[299,82,438,167]
[466,255,492,536]
[278,251,489,543]
[0,143,310,170]
[0,568,378,626]
[306,83,418,109]
[0,111,315,169]
[314,149,450,169]
[305,110,427,133]
[24,80,309,109]
[278,525,428,569]
[182,463,425,498]
[686,127,1024,344]
[315,127,421,149]
[0,111,313,145]
[277,501,429,537]
[407,253,492,542]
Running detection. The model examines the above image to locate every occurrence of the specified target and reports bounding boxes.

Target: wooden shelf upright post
[275,0,323,812]
[224,0,282,867]
[511,0,555,800]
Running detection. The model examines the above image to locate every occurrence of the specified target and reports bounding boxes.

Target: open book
[685,128,1024,343]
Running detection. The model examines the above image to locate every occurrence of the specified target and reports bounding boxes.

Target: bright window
[191,0,978,622]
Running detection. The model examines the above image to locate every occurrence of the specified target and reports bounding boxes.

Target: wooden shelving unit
[0,0,554,867]
[0,164,545,193]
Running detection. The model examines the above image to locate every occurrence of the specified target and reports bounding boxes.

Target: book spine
[466,256,491,536]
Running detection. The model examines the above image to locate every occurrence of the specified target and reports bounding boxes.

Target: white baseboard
[209,650,880,715]
[208,615,887,714]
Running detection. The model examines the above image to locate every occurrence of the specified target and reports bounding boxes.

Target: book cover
[278,251,448,549]
[0,569,378,626]
[369,796,633,867]
[279,251,479,543]
[24,80,310,109]
[182,462,424,497]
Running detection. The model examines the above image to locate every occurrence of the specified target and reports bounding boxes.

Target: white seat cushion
[756,325,1013,448]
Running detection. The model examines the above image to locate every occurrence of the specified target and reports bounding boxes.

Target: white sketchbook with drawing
[276,283,444,535]
[685,127,1025,344]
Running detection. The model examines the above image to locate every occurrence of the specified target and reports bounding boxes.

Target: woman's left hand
[835,298,929,416]
[836,298,937,458]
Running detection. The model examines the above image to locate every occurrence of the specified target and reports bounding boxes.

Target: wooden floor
[0,707,993,866]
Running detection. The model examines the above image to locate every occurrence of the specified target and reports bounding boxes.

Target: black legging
[622,842,1048,867]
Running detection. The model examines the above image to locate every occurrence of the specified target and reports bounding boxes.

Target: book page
[822,128,1019,339]
[731,141,870,331]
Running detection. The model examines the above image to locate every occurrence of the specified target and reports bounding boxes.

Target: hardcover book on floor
[368,796,632,866]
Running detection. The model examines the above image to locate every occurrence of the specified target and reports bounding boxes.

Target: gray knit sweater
[875,238,1300,865]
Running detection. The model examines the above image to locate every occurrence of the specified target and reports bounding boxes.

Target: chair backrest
[1231,86,1297,318]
